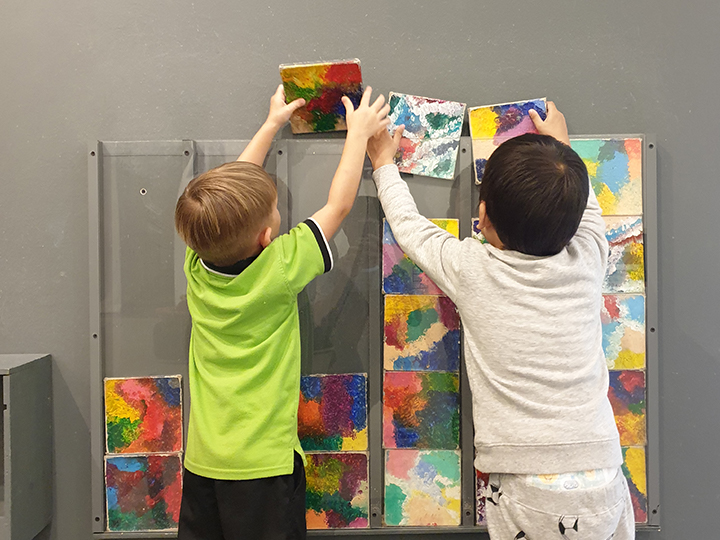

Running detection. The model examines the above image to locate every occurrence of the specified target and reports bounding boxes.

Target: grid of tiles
[382,218,462,526]
[576,137,648,522]
[298,373,370,529]
[103,376,183,531]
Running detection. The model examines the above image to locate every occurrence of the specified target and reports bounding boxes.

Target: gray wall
[1,0,718,538]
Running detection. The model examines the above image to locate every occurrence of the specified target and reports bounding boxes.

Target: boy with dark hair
[175,84,390,540]
[366,102,635,539]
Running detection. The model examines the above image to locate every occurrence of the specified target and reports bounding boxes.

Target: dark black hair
[478,133,589,256]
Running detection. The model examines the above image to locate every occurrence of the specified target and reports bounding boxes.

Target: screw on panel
[648,143,655,149]
[462,148,467,153]
[278,149,283,155]
[184,150,190,156]
[90,151,96,156]
[140,188,147,196]
[650,327,656,333]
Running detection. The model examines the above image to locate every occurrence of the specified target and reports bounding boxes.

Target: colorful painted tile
[383,372,459,449]
[384,295,460,372]
[622,446,648,523]
[388,93,466,180]
[604,216,645,294]
[298,374,367,451]
[384,449,461,526]
[471,139,497,184]
[469,98,547,183]
[608,371,646,446]
[475,469,490,526]
[383,218,459,295]
[305,453,369,529]
[280,59,363,134]
[570,138,643,215]
[105,454,182,531]
[601,295,646,370]
[104,376,183,454]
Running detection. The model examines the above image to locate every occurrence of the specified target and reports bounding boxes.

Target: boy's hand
[266,84,305,129]
[367,125,404,170]
[529,101,570,145]
[341,86,391,141]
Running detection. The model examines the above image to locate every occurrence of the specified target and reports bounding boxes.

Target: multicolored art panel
[601,295,646,370]
[298,374,367,451]
[604,216,645,294]
[622,446,648,523]
[383,371,459,449]
[305,453,369,529]
[388,93,466,180]
[105,454,182,531]
[384,295,460,371]
[280,59,363,134]
[570,138,643,215]
[475,469,490,526]
[384,450,461,526]
[608,370,646,446]
[471,138,497,185]
[104,376,182,454]
[383,218,459,295]
[469,98,547,183]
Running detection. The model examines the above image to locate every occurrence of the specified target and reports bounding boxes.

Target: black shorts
[178,452,307,540]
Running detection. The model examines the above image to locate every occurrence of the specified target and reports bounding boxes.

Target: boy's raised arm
[368,126,463,300]
[310,87,390,240]
[237,84,305,166]
[530,102,607,261]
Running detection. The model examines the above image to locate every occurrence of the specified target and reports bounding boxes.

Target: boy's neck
[484,229,504,249]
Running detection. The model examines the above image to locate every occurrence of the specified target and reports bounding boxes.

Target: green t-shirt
[183,219,332,480]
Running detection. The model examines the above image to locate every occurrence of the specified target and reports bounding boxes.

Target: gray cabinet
[0,355,52,540]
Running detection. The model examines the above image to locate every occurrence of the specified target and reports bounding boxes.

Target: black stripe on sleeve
[304,218,333,274]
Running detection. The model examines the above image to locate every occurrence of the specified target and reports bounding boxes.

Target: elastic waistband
[489,468,628,516]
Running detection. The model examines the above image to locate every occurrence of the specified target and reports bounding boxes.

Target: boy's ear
[478,200,490,230]
[258,226,273,249]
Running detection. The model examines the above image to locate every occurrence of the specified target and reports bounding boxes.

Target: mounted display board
[89,136,658,537]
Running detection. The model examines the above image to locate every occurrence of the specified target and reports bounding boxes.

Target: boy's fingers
[393,125,405,143]
[379,103,390,118]
[528,109,542,128]
[372,93,386,110]
[360,86,372,106]
[287,98,305,112]
[341,96,354,114]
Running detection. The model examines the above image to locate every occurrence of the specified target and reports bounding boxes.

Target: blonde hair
[175,161,277,265]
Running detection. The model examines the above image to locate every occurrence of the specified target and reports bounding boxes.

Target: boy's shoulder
[273,218,333,275]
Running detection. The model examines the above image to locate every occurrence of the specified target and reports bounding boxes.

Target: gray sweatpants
[485,468,635,540]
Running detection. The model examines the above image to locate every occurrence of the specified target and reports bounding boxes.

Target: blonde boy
[175,84,389,540]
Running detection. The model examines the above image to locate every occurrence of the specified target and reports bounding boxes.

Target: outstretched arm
[367,126,464,300]
[311,87,390,240]
[237,84,305,166]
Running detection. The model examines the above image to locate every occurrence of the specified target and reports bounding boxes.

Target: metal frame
[89,135,660,537]
[89,141,191,535]
[642,135,660,529]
